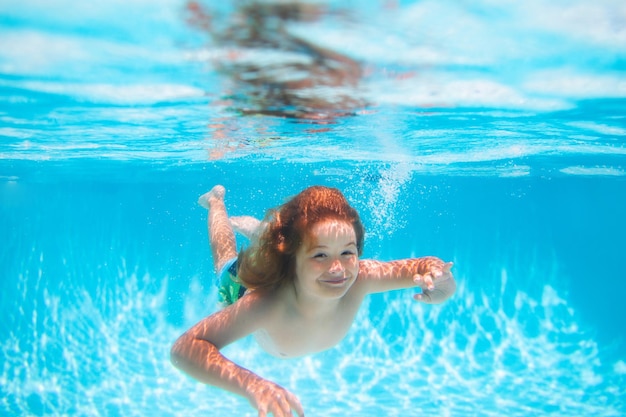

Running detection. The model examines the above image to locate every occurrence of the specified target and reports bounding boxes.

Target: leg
[230,215,264,241]
[198,185,237,274]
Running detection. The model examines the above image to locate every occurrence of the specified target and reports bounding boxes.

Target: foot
[230,216,264,240]
[198,185,226,209]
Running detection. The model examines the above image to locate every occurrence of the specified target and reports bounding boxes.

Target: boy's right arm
[170,294,304,417]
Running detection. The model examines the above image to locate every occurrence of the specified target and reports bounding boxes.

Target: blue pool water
[1,1,625,416]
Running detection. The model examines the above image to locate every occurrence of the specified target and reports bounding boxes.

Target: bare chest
[254,301,361,358]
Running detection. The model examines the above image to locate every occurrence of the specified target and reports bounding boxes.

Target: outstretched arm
[170,295,304,417]
[358,257,456,304]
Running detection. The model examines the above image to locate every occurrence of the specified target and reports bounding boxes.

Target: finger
[266,403,284,417]
[424,274,435,291]
[277,394,293,417]
[286,393,305,417]
[433,268,443,278]
[443,262,453,272]
[414,292,432,303]
[412,273,422,284]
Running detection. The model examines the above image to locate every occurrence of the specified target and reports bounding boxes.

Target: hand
[412,261,455,304]
[245,378,305,417]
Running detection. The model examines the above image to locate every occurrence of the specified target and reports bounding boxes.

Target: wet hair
[237,186,364,291]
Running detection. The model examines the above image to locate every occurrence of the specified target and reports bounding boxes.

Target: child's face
[294,219,359,300]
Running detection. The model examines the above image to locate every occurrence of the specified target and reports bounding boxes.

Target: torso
[252,280,367,358]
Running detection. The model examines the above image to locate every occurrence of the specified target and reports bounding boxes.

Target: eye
[313,253,327,259]
[342,250,356,257]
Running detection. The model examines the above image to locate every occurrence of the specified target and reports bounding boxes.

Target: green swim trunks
[217,258,247,306]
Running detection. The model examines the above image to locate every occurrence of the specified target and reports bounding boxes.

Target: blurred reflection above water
[186,0,367,121]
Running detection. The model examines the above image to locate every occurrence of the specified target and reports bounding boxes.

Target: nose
[328,259,344,275]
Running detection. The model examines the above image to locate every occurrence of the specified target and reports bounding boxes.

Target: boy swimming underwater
[171,185,455,417]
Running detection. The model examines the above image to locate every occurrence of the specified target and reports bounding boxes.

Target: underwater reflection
[186,0,366,122]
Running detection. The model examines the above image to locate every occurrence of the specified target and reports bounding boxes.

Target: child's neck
[288,282,342,320]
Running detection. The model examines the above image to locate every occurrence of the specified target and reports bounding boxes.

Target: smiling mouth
[320,277,348,285]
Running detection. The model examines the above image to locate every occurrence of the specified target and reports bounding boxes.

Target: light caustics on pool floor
[1,244,625,417]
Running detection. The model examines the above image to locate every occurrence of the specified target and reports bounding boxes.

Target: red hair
[237,186,364,291]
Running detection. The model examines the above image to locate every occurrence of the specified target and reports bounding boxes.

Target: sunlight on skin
[171,293,307,417]
[229,215,454,303]
[174,185,455,417]
[294,220,360,302]
[360,257,455,303]
[198,186,237,273]
[230,215,265,242]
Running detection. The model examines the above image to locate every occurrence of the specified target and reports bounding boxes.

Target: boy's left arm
[359,257,456,304]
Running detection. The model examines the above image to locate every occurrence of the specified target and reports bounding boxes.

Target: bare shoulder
[224,289,279,326]
[188,290,278,349]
